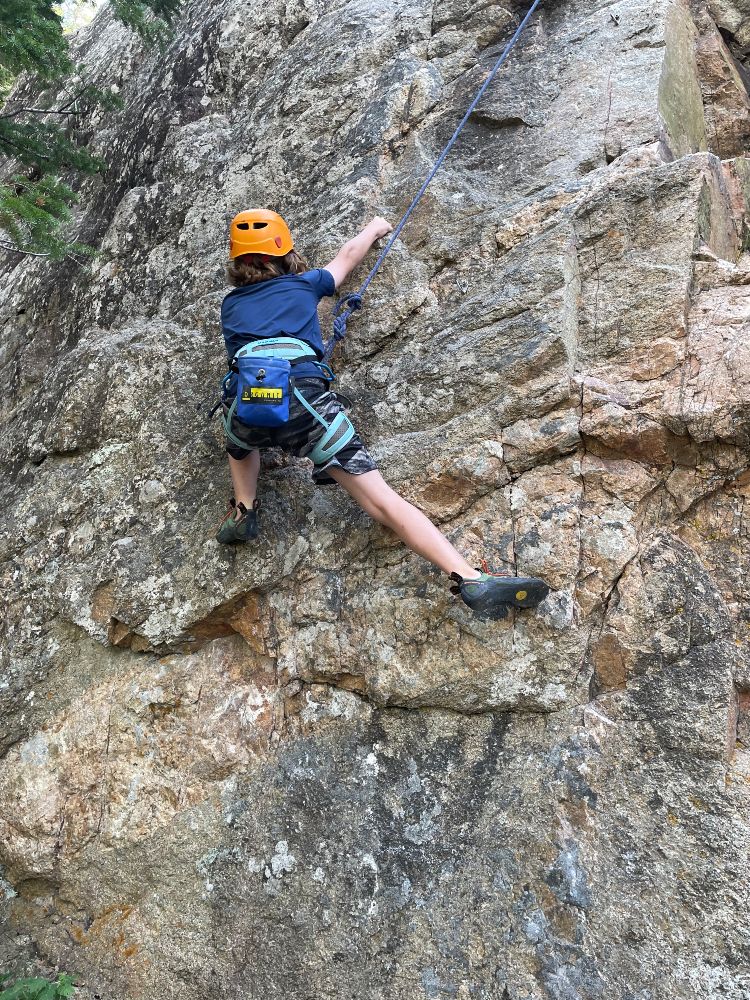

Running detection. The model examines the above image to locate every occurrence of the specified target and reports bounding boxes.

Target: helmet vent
[236,222,249,230]
[253,222,268,229]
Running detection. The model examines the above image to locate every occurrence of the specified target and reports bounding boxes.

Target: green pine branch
[0,1,72,82]
[110,0,183,46]
[0,118,103,170]
[0,173,97,260]
[0,0,184,260]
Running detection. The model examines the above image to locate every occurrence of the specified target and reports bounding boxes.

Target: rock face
[1,0,749,997]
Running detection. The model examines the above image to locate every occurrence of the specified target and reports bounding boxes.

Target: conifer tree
[0,0,183,260]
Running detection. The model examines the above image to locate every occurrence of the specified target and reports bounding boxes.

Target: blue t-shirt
[221,268,336,380]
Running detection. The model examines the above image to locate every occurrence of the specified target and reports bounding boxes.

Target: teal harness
[221,336,357,465]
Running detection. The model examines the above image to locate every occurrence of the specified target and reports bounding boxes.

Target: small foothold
[516,591,528,601]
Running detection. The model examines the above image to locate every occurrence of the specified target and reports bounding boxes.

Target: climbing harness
[323,0,544,360]
[220,336,357,464]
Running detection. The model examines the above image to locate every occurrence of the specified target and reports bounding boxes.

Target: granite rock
[1,0,749,997]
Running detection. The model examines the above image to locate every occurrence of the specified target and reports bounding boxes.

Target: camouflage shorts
[223,378,377,485]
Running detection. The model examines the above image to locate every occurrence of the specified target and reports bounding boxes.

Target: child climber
[216,208,550,619]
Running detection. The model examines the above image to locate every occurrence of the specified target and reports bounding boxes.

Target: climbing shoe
[216,498,260,544]
[450,561,549,619]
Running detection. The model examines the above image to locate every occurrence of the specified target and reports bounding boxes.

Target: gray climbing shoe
[216,498,260,544]
[450,564,549,619]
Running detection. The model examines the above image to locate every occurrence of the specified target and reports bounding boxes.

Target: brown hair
[226,249,307,287]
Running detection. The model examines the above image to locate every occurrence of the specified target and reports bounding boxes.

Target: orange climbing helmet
[229,209,294,259]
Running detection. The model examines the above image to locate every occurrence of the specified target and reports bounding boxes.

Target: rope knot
[333,291,363,318]
[332,314,348,338]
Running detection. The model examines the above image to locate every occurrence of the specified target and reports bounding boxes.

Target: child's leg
[228,450,260,513]
[327,468,481,579]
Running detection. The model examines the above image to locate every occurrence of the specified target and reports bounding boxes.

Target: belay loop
[322,0,543,361]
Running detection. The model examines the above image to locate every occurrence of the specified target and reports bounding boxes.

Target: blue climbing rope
[323,0,544,360]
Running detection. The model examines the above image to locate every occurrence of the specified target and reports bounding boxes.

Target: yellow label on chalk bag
[242,386,283,402]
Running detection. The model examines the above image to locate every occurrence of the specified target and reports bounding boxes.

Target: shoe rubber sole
[460,576,550,617]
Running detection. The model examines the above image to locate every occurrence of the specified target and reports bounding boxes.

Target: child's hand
[368,216,394,240]
[326,217,396,289]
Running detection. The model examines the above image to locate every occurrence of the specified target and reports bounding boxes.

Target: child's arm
[324,217,394,289]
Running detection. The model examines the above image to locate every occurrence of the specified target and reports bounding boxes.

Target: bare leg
[328,468,480,579]
[228,450,260,512]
